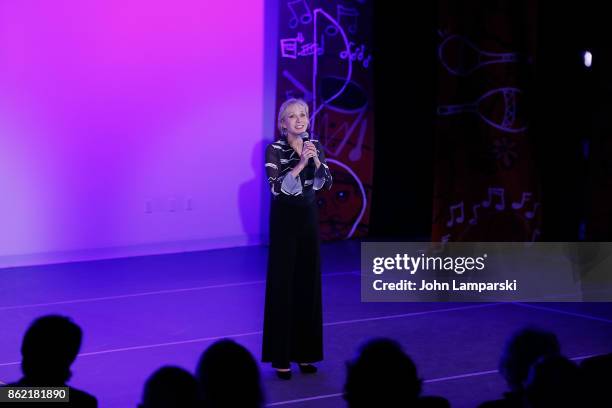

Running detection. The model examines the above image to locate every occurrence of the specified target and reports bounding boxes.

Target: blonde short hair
[277,98,309,135]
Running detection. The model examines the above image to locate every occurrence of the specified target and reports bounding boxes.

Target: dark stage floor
[1,240,611,407]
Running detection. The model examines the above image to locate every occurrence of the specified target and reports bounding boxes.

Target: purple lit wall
[0,1,276,266]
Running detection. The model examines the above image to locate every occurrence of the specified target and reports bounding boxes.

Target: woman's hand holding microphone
[291,142,318,177]
[300,142,318,166]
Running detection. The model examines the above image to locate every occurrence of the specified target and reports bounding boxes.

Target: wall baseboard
[0,235,267,269]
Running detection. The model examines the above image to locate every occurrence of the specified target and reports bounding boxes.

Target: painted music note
[280,32,305,59]
[468,203,481,225]
[438,34,523,76]
[524,228,541,247]
[525,202,540,219]
[431,233,451,254]
[325,5,359,36]
[482,187,505,210]
[340,42,357,59]
[512,192,532,210]
[288,0,312,29]
[349,117,368,161]
[340,42,372,69]
[298,33,325,57]
[446,202,465,227]
[437,87,527,133]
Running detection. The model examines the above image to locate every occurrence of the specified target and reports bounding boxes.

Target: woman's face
[282,104,309,137]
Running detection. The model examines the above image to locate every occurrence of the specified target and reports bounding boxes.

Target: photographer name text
[372,279,518,292]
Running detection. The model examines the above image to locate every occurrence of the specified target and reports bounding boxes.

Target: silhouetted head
[524,354,582,408]
[344,338,422,408]
[580,352,612,406]
[21,315,82,384]
[139,366,199,408]
[499,327,560,391]
[196,339,263,408]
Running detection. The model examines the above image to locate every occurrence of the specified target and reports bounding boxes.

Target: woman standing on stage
[261,98,333,380]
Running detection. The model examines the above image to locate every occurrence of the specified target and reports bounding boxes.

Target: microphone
[300,132,314,166]
[300,132,316,178]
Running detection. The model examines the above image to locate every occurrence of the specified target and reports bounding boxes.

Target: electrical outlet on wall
[145,195,195,213]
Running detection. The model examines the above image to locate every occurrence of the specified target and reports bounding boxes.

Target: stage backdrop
[0,0,279,267]
[432,0,542,242]
[275,0,374,240]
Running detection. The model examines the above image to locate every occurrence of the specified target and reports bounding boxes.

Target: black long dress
[261,136,333,368]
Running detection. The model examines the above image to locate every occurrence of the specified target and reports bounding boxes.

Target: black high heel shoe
[275,368,292,380]
[298,363,318,374]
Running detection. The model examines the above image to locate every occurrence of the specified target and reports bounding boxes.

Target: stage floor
[1,240,611,407]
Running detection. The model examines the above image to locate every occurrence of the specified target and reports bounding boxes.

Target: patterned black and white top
[265,137,332,204]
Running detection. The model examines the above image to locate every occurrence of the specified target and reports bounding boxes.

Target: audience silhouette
[2,315,97,407]
[579,352,612,407]
[478,327,560,408]
[343,337,449,408]
[523,354,582,408]
[4,315,609,408]
[139,365,199,408]
[196,338,264,408]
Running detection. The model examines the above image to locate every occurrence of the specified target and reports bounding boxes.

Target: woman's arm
[265,143,305,196]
